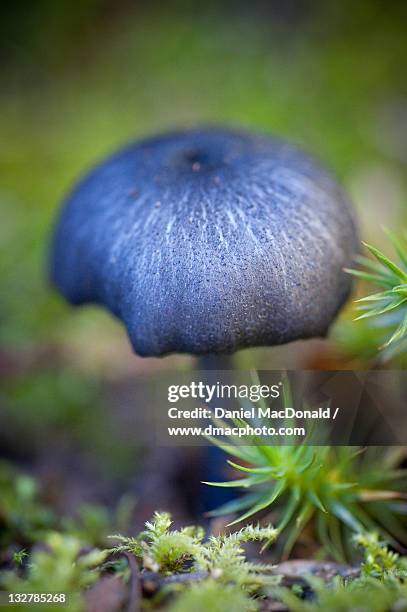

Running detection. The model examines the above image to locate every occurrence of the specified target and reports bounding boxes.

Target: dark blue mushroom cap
[50,127,358,357]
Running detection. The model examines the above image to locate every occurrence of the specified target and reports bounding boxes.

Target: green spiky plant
[345,230,407,359]
[204,378,407,561]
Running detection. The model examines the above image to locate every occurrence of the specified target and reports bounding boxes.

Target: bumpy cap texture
[50,127,358,356]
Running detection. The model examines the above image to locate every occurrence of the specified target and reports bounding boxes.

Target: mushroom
[50,126,358,358]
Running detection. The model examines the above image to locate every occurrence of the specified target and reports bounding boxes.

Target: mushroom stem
[197,354,236,512]
[197,355,235,371]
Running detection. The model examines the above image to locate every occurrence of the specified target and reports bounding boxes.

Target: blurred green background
[0,0,406,517]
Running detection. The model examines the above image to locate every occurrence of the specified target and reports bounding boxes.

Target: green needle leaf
[227,460,279,475]
[354,297,406,321]
[362,242,407,282]
[383,227,407,269]
[307,489,327,513]
[355,290,396,303]
[228,480,287,526]
[382,314,407,347]
[282,502,314,559]
[328,500,362,532]
[202,474,271,488]
[206,492,263,518]
[345,268,396,288]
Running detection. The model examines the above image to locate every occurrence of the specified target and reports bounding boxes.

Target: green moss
[109,511,279,593]
[2,532,105,612]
